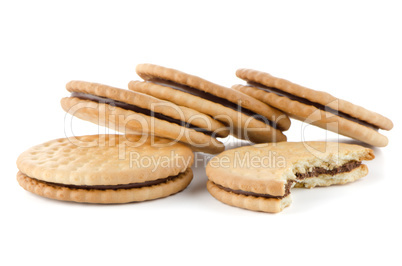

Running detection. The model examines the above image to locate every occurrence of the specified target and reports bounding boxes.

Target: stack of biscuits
[16,64,392,212]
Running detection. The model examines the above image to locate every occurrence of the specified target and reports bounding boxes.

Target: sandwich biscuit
[129,64,290,143]
[61,81,228,154]
[234,69,393,147]
[16,135,194,203]
[206,141,374,213]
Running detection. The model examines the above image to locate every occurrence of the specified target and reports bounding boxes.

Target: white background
[1,1,400,265]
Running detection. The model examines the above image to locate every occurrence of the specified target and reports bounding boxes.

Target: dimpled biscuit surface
[17,134,194,186]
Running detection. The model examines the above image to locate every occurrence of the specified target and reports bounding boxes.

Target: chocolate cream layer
[27,172,185,190]
[70,92,213,136]
[215,179,294,199]
[246,82,379,131]
[214,161,362,199]
[295,161,361,180]
[148,78,279,129]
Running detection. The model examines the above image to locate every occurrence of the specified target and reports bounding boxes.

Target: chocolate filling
[215,180,294,199]
[70,92,214,136]
[31,173,182,190]
[246,82,379,131]
[148,78,278,129]
[215,161,362,199]
[295,161,361,180]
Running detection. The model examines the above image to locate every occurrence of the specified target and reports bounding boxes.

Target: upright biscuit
[234,69,393,147]
[61,81,227,154]
[130,64,290,143]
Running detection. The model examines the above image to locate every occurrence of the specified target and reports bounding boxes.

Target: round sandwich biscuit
[130,64,290,143]
[206,141,374,213]
[61,81,228,154]
[234,69,393,147]
[16,134,194,203]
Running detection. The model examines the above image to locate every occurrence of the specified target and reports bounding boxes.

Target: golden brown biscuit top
[17,134,194,186]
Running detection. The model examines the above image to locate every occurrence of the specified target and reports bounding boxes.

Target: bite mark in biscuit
[206,141,374,213]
